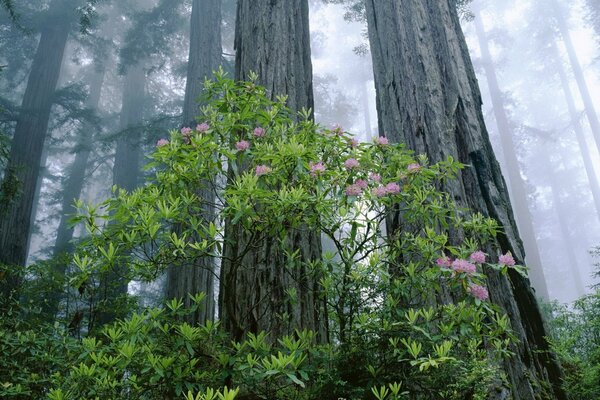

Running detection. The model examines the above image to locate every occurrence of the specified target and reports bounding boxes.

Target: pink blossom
[385,182,400,194]
[350,138,359,148]
[156,139,169,147]
[345,184,363,196]
[469,284,489,301]
[332,124,343,135]
[255,165,272,176]
[470,251,486,264]
[371,186,388,197]
[499,252,516,266]
[196,123,209,133]
[407,163,421,172]
[181,127,193,136]
[369,172,382,182]
[309,161,326,177]
[452,259,477,274]
[436,257,452,268]
[355,179,368,189]
[375,136,389,145]
[344,158,360,170]
[253,127,265,137]
[236,140,250,151]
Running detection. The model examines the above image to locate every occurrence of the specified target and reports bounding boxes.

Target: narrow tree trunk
[96,64,145,326]
[165,0,222,325]
[547,165,586,297]
[364,1,566,399]
[550,38,600,219]
[220,0,326,342]
[0,6,70,302]
[553,0,600,158]
[362,81,373,141]
[43,67,105,318]
[474,10,549,299]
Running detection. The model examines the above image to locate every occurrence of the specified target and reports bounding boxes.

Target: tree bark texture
[165,0,222,325]
[0,8,70,301]
[219,0,327,342]
[234,0,314,116]
[473,10,549,300]
[365,1,566,399]
[182,0,223,126]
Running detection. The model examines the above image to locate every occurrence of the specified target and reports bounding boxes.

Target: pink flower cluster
[253,127,265,137]
[452,259,477,274]
[470,251,486,264]
[350,138,359,148]
[196,123,210,133]
[436,256,452,268]
[371,182,401,197]
[469,284,489,300]
[255,165,272,176]
[156,139,169,147]
[499,252,515,266]
[407,163,421,172]
[309,161,326,177]
[181,127,193,136]
[375,136,389,145]
[236,140,250,151]
[369,172,381,182]
[344,158,360,170]
[345,184,363,196]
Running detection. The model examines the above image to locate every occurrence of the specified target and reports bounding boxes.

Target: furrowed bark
[219,0,327,342]
[365,1,566,398]
[164,0,222,325]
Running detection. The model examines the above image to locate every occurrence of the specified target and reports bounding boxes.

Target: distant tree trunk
[0,6,70,302]
[165,0,222,325]
[474,10,549,300]
[547,165,586,297]
[550,38,600,220]
[96,64,145,326]
[220,0,326,342]
[553,0,600,159]
[586,0,600,50]
[365,1,566,399]
[43,67,105,318]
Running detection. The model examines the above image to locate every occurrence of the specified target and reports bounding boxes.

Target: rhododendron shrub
[50,72,528,399]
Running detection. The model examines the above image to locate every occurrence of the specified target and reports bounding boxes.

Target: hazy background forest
[2,0,598,304]
[1,0,600,398]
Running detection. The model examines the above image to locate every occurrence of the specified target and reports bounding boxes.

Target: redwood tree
[165,0,222,324]
[219,0,326,341]
[365,1,566,398]
[0,0,71,302]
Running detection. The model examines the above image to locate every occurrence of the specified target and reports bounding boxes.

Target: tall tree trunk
[547,165,586,297]
[364,1,566,399]
[473,10,549,300]
[44,67,105,318]
[553,0,600,158]
[219,0,326,342]
[0,5,70,302]
[96,64,145,327]
[550,37,600,219]
[362,81,373,141]
[165,0,222,325]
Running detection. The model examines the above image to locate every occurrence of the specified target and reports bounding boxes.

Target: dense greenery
[545,261,600,399]
[0,74,551,399]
